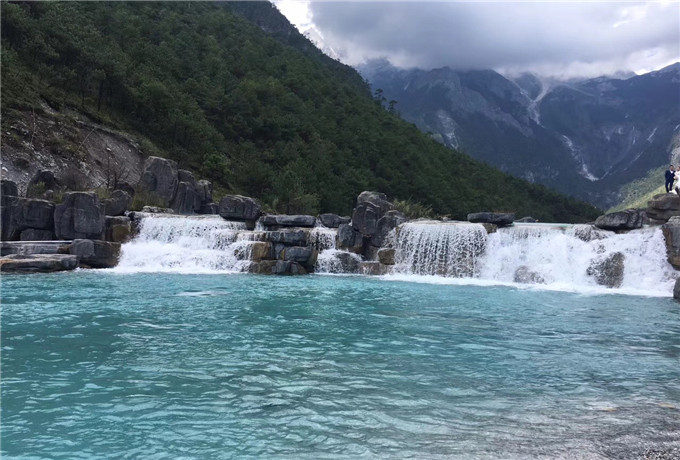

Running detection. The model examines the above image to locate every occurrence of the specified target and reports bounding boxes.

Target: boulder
[197,180,213,205]
[370,210,408,247]
[248,260,307,275]
[0,254,78,273]
[280,246,315,265]
[199,203,219,215]
[261,214,316,228]
[662,216,680,270]
[103,189,132,216]
[69,239,121,268]
[572,225,609,242]
[318,213,350,228]
[9,198,55,231]
[674,278,680,301]
[333,252,361,273]
[171,181,199,215]
[647,194,680,223]
[1,241,70,256]
[0,195,18,240]
[337,223,363,254]
[586,252,625,288]
[377,248,396,265]
[594,209,644,231]
[54,192,105,240]
[266,229,308,246]
[467,212,515,227]
[359,261,391,276]
[139,156,179,207]
[248,242,273,262]
[352,191,393,236]
[218,195,262,225]
[105,216,132,243]
[20,229,55,241]
[1,180,18,197]
[513,265,545,284]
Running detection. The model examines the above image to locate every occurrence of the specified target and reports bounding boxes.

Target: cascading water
[395,221,488,277]
[392,221,677,295]
[114,215,250,273]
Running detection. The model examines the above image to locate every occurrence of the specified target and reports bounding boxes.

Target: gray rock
[280,246,314,264]
[1,195,18,240]
[20,229,55,241]
[594,209,644,231]
[359,261,391,276]
[318,213,350,228]
[352,191,393,236]
[513,265,545,284]
[1,241,70,256]
[104,189,132,216]
[218,195,262,223]
[371,210,408,247]
[14,198,55,230]
[69,239,121,268]
[337,223,364,254]
[586,252,625,288]
[197,180,213,205]
[140,206,174,214]
[54,192,105,240]
[516,216,538,223]
[646,194,680,223]
[171,181,199,214]
[266,229,308,246]
[105,216,132,243]
[261,214,316,228]
[467,212,515,227]
[662,216,680,270]
[199,203,219,215]
[333,252,361,273]
[1,180,18,197]
[674,278,680,301]
[248,260,307,275]
[0,254,78,273]
[378,248,396,265]
[139,156,179,207]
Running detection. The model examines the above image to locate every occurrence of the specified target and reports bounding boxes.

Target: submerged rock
[586,252,625,288]
[513,265,545,284]
[359,261,391,276]
[248,260,307,275]
[0,254,78,273]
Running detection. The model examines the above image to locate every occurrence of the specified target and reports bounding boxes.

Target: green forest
[1,1,600,221]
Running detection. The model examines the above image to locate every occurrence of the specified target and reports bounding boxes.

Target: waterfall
[394,221,488,277]
[114,215,251,273]
[392,221,677,295]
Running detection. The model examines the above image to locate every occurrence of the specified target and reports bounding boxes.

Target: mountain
[0,1,599,222]
[359,60,680,208]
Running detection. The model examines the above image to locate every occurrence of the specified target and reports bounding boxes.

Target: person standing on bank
[665,165,676,193]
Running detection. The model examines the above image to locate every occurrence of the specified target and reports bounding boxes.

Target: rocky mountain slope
[359,60,680,208]
[0,1,599,222]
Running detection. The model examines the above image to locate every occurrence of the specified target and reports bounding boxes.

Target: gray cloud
[307,1,680,78]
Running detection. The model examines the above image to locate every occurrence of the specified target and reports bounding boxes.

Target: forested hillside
[0,1,600,221]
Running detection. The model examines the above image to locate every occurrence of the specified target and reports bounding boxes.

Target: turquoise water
[2,272,679,459]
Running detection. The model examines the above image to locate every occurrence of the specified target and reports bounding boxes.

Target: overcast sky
[274,1,680,79]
